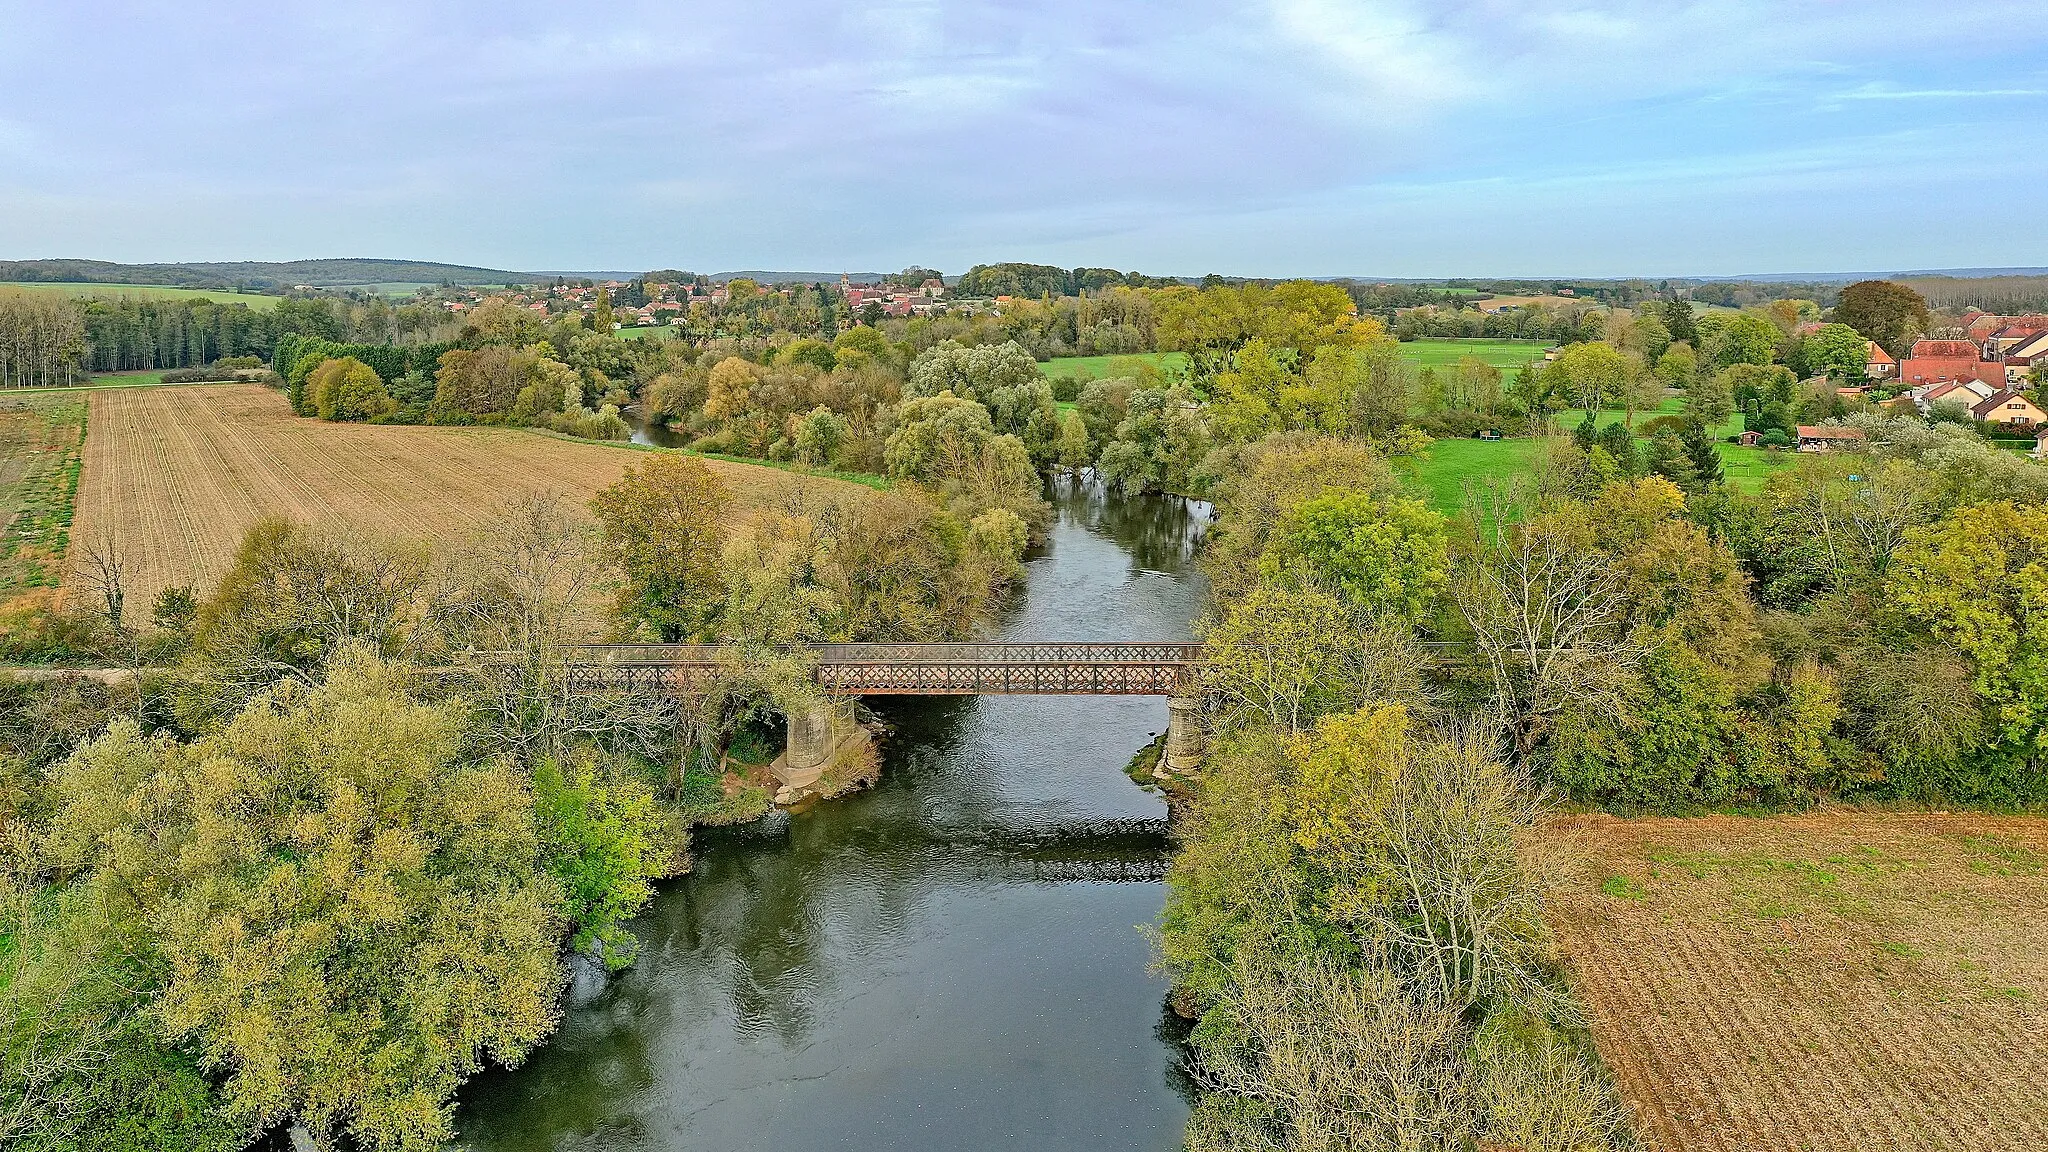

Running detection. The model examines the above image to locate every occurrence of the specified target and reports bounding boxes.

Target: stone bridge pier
[778,697,861,790]
[1164,694,1206,773]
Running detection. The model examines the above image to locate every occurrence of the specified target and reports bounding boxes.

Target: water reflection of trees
[458,690,1176,1149]
[456,485,1203,1151]
[1047,473,1210,575]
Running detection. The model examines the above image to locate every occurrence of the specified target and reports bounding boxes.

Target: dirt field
[1538,810,2048,1152]
[72,384,854,603]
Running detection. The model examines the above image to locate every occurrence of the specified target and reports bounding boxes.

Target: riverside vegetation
[5,269,2047,1151]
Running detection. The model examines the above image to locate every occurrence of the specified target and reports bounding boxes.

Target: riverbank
[455,478,1208,1151]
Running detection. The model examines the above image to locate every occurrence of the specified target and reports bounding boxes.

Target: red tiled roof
[1911,339,1982,359]
[1796,425,1865,441]
[1866,342,1895,365]
[1902,358,2004,386]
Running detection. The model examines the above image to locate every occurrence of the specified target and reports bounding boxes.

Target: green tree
[1199,584,1425,733]
[792,406,846,468]
[1,885,237,1152]
[1833,280,1930,357]
[1258,491,1449,626]
[1682,363,1735,429]
[307,356,397,422]
[1661,297,1699,346]
[1804,322,1869,382]
[589,454,732,642]
[1698,311,1780,369]
[1544,342,1630,416]
[1055,408,1091,471]
[1656,342,1697,392]
[1645,432,1695,492]
[46,649,565,1152]
[533,755,677,967]
[1681,422,1724,488]
[1594,422,1639,475]
[883,393,1050,536]
[1890,501,2048,748]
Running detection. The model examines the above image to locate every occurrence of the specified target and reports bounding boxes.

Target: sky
[2,1,2044,279]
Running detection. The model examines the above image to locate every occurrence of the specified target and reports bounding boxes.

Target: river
[454,475,1211,1151]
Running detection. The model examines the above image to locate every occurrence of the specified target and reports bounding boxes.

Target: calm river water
[454,476,1210,1151]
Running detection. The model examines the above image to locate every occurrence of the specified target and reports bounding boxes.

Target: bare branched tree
[1455,513,1649,761]
[73,534,125,629]
[1188,948,1475,1152]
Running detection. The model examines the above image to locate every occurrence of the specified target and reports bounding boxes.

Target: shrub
[306,357,396,422]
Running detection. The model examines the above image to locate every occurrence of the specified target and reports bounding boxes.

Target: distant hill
[0,258,532,292]
[710,271,892,285]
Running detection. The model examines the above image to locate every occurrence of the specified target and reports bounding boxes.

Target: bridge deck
[563,642,1202,696]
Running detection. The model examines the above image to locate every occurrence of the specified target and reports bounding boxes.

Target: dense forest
[0,257,528,292]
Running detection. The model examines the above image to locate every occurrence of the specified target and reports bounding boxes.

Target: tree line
[0,290,471,384]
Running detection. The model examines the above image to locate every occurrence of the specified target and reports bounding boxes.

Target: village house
[1865,342,1896,379]
[1985,317,2048,356]
[1796,425,1866,452]
[1970,388,2046,427]
[1909,378,1995,415]
[2000,330,2048,382]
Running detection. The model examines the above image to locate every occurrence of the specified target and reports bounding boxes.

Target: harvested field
[1537,810,2048,1152]
[73,384,858,603]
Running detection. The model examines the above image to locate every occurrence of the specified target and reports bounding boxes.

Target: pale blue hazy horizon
[1,1,2042,279]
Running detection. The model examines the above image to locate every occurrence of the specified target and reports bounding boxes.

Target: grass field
[1538,810,2048,1152]
[0,282,281,310]
[71,385,857,604]
[1394,337,1550,368]
[1039,352,1188,380]
[1407,431,1792,513]
[0,394,86,599]
[1403,436,1547,513]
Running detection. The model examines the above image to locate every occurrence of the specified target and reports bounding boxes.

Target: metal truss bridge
[562,642,1203,697]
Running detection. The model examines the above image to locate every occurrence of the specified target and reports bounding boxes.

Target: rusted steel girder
[560,642,1202,696]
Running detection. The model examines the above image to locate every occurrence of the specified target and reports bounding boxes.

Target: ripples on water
[456,475,1209,1152]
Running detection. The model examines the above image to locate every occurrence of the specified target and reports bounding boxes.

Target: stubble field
[72,384,849,604]
[1537,810,2048,1152]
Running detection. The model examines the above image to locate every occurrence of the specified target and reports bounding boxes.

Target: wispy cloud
[1836,82,2048,100]
[0,1,2045,273]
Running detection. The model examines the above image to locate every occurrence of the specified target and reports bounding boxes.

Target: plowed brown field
[73,384,850,603]
[1538,811,2048,1152]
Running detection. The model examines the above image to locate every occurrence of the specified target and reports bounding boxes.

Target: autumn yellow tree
[45,647,564,1152]
[589,454,731,641]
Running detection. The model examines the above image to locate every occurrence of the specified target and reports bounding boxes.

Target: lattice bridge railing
[560,642,1203,696]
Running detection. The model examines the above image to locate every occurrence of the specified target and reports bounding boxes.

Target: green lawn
[1409,396,1799,513]
[0,282,281,310]
[1405,437,1546,513]
[1394,338,1551,369]
[0,393,86,596]
[1039,352,1188,381]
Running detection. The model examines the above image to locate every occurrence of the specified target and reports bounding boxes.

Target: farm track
[72,384,850,603]
[1538,811,2048,1152]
